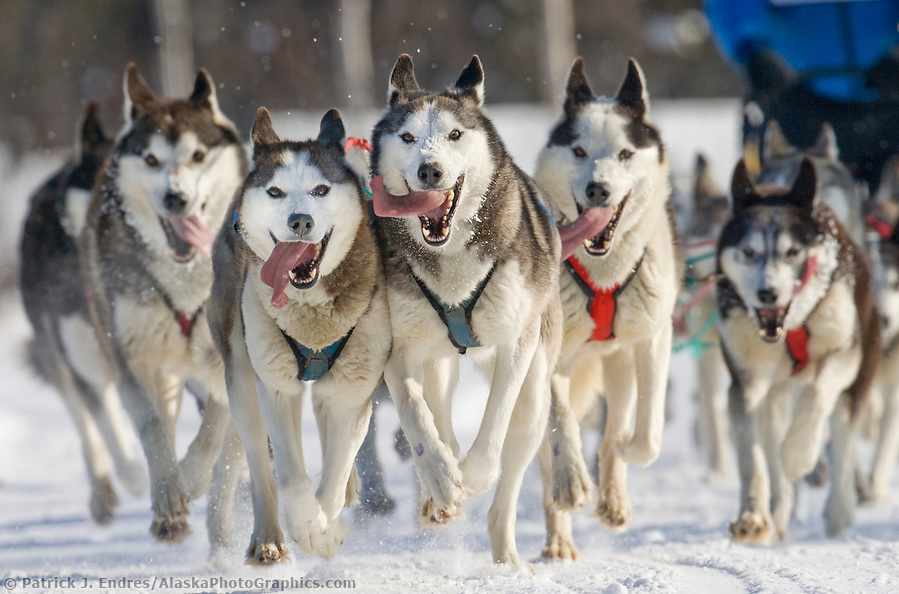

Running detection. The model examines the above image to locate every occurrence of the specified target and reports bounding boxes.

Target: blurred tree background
[0,0,738,158]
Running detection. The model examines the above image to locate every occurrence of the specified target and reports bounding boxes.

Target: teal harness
[281,327,355,382]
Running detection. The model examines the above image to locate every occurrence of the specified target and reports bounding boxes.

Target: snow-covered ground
[2,101,899,593]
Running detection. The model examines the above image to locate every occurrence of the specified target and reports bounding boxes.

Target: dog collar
[149,281,200,338]
[281,326,355,382]
[408,261,497,354]
[565,249,646,341]
[786,325,810,375]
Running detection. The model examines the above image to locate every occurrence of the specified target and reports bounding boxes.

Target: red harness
[565,250,645,342]
[783,255,818,375]
[176,311,197,337]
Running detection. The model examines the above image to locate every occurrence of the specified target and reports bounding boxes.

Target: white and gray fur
[208,108,391,564]
[534,57,679,560]
[20,103,147,525]
[717,158,880,544]
[370,54,562,565]
[79,64,247,546]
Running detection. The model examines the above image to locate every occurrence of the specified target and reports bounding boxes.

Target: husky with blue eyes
[79,63,246,545]
[534,58,679,560]
[369,54,562,565]
[209,108,390,564]
[717,157,880,544]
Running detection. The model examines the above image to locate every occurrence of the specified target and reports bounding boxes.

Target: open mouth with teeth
[260,230,332,308]
[418,175,463,246]
[754,306,788,342]
[161,218,196,262]
[581,191,629,256]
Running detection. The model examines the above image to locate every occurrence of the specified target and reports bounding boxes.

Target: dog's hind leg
[354,387,397,519]
[825,392,859,537]
[545,370,592,512]
[617,325,672,467]
[597,348,636,533]
[488,342,552,565]
[697,347,732,479]
[728,379,774,545]
[757,386,794,540]
[460,327,540,498]
[538,434,579,561]
[870,380,899,502]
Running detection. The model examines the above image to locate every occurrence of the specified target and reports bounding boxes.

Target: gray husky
[369,54,562,565]
[79,64,246,542]
[208,108,390,564]
[717,157,880,544]
[20,103,146,525]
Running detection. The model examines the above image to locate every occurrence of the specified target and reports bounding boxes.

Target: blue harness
[281,327,355,382]
[408,262,496,355]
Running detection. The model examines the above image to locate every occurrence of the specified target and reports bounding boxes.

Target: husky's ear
[317,108,346,150]
[79,102,107,160]
[389,54,419,105]
[189,68,234,128]
[616,58,649,118]
[251,107,280,148]
[809,123,840,162]
[694,153,716,204]
[786,158,817,212]
[762,119,794,163]
[123,63,156,124]
[454,55,485,106]
[731,158,758,214]
[563,57,595,115]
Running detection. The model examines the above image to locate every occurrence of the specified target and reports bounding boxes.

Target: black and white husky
[20,103,146,525]
[717,158,880,544]
[533,58,679,560]
[79,64,247,542]
[208,108,390,564]
[369,54,562,565]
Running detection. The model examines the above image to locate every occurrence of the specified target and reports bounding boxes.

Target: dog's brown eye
[145,154,160,167]
[785,247,800,259]
[192,150,206,163]
[311,184,330,197]
[448,129,462,141]
[743,246,757,259]
[618,149,634,161]
[267,186,285,198]
[401,132,415,144]
[572,146,587,159]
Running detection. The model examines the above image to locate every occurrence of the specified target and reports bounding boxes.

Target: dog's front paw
[246,537,288,565]
[552,443,593,511]
[596,483,631,533]
[729,509,774,545]
[415,447,464,523]
[459,453,500,498]
[90,477,119,526]
[540,532,580,561]
[289,508,348,558]
[781,438,820,482]
[149,482,190,542]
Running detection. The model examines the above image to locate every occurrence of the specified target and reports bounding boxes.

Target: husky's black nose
[757,288,778,305]
[164,191,187,214]
[417,162,444,187]
[585,181,611,205]
[288,213,315,237]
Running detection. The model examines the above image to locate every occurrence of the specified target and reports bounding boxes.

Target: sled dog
[534,57,680,560]
[208,108,390,563]
[717,157,880,544]
[368,54,562,565]
[20,103,146,525]
[79,64,246,542]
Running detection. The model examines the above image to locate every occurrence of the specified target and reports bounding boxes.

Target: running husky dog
[534,57,679,560]
[209,107,390,564]
[717,158,880,544]
[20,103,146,525]
[369,54,561,565]
[674,154,732,480]
[79,64,246,541]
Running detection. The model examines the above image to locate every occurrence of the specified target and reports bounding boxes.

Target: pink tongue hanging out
[556,206,615,260]
[260,241,316,308]
[169,214,215,258]
[370,175,448,218]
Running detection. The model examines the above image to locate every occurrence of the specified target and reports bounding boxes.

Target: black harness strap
[281,326,356,382]
[149,283,200,338]
[408,261,497,355]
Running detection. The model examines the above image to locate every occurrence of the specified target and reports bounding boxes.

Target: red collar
[786,325,809,375]
[177,310,197,337]
[565,250,645,342]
